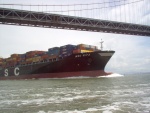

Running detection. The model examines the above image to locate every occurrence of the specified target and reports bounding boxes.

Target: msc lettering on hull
[14,67,19,76]
[4,69,8,77]
[4,67,20,77]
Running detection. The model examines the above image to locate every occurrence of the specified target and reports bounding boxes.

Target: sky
[0,0,150,74]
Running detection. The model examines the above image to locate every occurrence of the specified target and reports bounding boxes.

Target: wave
[98,73,124,78]
[52,73,124,79]
[37,108,114,113]
[63,76,92,79]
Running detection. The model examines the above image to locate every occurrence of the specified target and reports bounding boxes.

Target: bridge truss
[0,8,150,36]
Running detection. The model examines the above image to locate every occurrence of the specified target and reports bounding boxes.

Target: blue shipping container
[60,45,76,54]
[48,47,60,55]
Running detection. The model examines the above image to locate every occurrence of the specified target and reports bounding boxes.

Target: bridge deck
[0,8,150,36]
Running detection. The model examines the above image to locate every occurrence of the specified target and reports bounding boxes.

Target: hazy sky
[0,0,150,74]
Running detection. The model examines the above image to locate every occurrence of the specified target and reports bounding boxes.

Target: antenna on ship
[100,39,104,50]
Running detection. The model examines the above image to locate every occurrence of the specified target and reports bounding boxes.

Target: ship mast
[100,39,104,50]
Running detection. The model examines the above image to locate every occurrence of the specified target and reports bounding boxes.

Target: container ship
[0,43,115,80]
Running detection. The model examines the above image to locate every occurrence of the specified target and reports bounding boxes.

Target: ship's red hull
[0,70,112,80]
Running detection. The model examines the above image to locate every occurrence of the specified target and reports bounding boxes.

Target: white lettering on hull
[14,67,19,76]
[4,67,20,77]
[4,69,8,77]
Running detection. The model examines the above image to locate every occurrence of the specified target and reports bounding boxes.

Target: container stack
[77,44,98,50]
[3,54,21,67]
[0,50,48,67]
[73,44,98,54]
[48,47,60,56]
[41,53,49,61]
[35,51,47,62]
[26,51,37,59]
[48,47,60,60]
[59,44,76,57]
[25,51,46,63]
[19,54,26,65]
[26,51,37,64]
[12,54,21,66]
[0,43,99,68]
[0,58,3,67]
[1,58,6,67]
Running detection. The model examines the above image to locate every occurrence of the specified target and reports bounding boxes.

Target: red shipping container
[41,54,49,60]
[73,49,81,54]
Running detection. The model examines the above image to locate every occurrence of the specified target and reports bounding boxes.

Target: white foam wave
[98,73,124,78]
[37,107,114,113]
[13,94,98,106]
[41,76,92,80]
[63,76,92,79]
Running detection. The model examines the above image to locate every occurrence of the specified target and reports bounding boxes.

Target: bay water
[0,74,150,113]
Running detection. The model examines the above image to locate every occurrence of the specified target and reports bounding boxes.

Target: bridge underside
[0,8,150,36]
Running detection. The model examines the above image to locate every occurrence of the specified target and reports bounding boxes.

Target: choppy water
[0,74,150,113]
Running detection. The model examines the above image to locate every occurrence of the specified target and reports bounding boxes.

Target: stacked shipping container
[48,47,60,55]
[0,58,3,67]
[73,44,98,54]
[25,51,46,64]
[48,47,60,60]
[0,44,99,68]
[59,44,76,57]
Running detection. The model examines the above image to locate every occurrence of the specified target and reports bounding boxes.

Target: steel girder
[0,7,150,36]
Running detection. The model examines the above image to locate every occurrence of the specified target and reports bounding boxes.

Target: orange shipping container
[41,54,49,60]
[77,44,97,51]
[77,44,85,49]
[49,55,58,59]
[26,51,37,57]
[16,57,21,61]
[0,58,3,62]
[36,51,46,55]
[73,49,81,54]
[26,61,32,64]
[11,54,19,58]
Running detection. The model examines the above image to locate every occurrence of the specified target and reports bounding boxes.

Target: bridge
[0,0,150,36]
